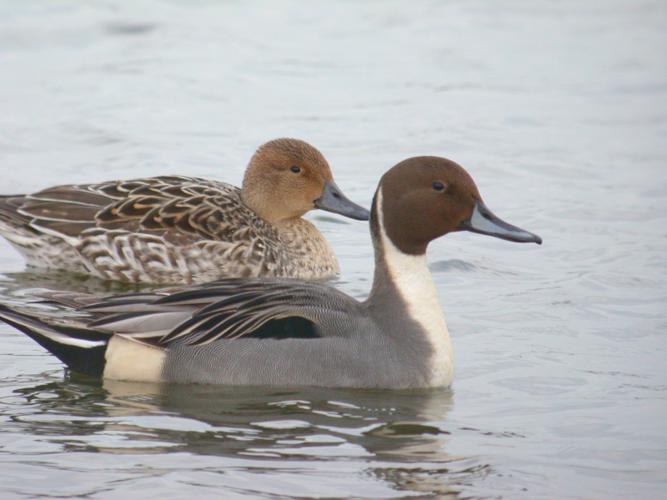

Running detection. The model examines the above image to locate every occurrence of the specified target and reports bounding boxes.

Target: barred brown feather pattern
[0,176,339,283]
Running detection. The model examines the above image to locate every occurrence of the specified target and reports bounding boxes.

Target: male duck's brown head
[241,138,369,224]
[374,156,542,255]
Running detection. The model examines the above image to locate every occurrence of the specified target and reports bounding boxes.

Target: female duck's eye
[432,181,445,191]
[290,165,301,173]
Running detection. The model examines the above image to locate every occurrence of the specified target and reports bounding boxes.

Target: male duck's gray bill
[461,200,542,244]
[314,181,370,221]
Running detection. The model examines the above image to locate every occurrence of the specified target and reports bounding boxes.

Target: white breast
[376,189,454,387]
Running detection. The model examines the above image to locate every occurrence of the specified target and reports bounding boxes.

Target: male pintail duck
[0,138,369,284]
[0,156,541,388]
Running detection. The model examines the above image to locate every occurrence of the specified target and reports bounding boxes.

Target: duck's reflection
[0,270,152,301]
[9,373,484,497]
[104,378,455,460]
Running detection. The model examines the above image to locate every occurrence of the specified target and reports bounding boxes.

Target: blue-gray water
[0,1,665,498]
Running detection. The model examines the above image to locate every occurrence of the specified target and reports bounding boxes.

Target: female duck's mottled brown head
[241,138,369,224]
[375,156,542,255]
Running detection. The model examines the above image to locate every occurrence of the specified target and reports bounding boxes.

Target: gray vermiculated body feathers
[88,278,434,387]
[0,276,436,388]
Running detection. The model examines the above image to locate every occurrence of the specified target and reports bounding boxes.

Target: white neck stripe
[376,188,454,386]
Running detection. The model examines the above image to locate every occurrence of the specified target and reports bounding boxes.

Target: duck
[0,156,542,388]
[0,138,369,284]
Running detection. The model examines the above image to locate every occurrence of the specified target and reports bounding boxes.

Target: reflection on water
[5,374,474,498]
[0,270,150,296]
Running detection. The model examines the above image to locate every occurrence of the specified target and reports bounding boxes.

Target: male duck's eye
[290,165,301,173]
[432,181,445,191]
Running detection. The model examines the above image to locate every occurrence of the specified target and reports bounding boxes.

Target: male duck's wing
[14,176,265,243]
[82,279,360,347]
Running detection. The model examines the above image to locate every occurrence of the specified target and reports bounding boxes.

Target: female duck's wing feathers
[80,279,360,347]
[16,175,268,242]
[2,176,288,282]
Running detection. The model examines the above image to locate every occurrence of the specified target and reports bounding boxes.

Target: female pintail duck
[0,156,541,388]
[0,138,369,284]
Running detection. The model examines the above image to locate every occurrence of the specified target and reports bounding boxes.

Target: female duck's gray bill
[461,200,542,244]
[314,181,370,221]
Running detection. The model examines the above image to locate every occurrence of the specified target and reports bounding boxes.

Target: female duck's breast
[273,218,340,280]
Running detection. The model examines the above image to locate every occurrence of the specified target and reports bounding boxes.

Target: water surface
[1,1,666,498]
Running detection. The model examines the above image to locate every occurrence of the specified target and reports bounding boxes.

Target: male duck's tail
[0,304,109,377]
